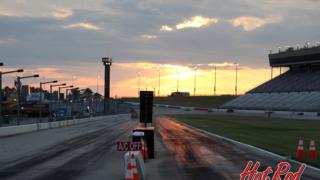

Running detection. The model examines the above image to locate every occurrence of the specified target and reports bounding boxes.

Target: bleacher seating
[223,92,320,111]
[222,69,320,112]
[249,70,320,93]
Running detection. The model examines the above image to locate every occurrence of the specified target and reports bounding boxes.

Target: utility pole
[102,57,112,113]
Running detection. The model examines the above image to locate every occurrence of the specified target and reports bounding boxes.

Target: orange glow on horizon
[0,62,285,98]
[110,62,285,97]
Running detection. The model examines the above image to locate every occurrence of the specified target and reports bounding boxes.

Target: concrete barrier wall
[0,114,129,138]
[303,112,318,116]
[38,123,49,130]
[0,124,38,137]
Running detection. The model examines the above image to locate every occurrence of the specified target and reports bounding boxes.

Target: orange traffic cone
[308,139,317,160]
[140,139,149,159]
[131,152,139,180]
[126,152,139,180]
[125,153,134,180]
[296,137,304,159]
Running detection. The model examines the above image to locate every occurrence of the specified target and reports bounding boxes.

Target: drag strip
[0,115,137,180]
[156,117,320,180]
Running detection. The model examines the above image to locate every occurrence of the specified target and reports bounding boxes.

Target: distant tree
[3,86,15,94]
[3,86,15,101]
[30,87,41,93]
[93,92,103,100]
[71,88,81,101]
[81,88,93,99]
[82,88,93,95]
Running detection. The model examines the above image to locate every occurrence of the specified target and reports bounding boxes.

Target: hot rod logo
[240,161,306,180]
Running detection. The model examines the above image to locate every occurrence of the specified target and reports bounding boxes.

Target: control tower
[102,57,112,113]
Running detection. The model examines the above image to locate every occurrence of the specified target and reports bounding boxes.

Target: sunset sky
[0,0,319,97]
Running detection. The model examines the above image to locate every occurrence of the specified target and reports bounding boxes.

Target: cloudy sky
[0,0,319,97]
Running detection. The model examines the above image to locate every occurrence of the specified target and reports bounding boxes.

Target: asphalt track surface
[155,117,320,180]
[0,114,137,180]
[0,107,320,180]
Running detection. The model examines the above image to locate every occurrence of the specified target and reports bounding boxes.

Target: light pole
[58,85,73,103]
[209,63,217,96]
[158,69,161,97]
[176,68,180,92]
[0,65,22,126]
[102,57,112,113]
[49,83,66,121]
[65,87,78,102]
[71,76,76,87]
[39,80,57,123]
[96,75,100,94]
[145,76,148,91]
[50,83,66,101]
[58,85,73,118]
[66,87,78,117]
[214,65,217,96]
[17,74,39,125]
[234,63,239,96]
[194,67,197,96]
[138,72,141,96]
[0,62,3,125]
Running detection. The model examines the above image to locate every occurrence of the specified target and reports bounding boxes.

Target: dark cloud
[0,0,319,68]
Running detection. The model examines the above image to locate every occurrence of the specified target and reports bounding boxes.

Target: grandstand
[223,43,320,112]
